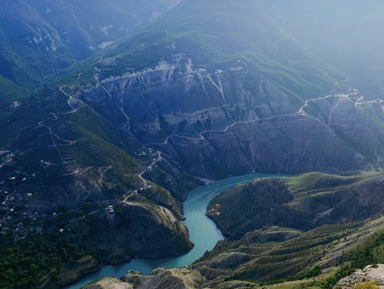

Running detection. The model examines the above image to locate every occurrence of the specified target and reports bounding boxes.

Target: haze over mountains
[76,0,384,178]
[0,0,384,288]
[0,0,181,105]
[270,0,384,97]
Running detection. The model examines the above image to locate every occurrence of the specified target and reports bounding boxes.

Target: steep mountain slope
[0,0,181,107]
[208,172,384,239]
[190,172,384,287]
[82,216,384,288]
[0,75,29,115]
[194,216,384,287]
[67,0,384,179]
[23,0,182,59]
[0,83,194,288]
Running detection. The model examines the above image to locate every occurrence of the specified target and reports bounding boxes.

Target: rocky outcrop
[335,265,384,288]
[84,268,204,289]
[83,277,133,289]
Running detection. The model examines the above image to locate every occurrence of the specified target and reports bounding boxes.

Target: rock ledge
[335,264,384,288]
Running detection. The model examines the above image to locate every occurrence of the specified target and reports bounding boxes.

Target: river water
[64,172,283,289]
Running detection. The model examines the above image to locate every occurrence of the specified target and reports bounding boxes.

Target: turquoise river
[64,173,285,289]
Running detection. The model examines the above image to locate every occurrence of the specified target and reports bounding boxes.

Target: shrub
[352,281,380,289]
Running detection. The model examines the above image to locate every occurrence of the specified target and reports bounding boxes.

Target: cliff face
[80,55,384,180]
[0,86,194,286]
[72,0,384,181]
[65,199,193,264]
[208,172,384,239]
[80,220,384,287]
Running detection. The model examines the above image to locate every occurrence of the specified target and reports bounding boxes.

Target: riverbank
[63,173,283,289]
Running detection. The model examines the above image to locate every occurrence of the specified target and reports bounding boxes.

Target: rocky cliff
[65,0,384,181]
[64,198,193,265]
[82,64,367,179]
[208,172,384,238]
[80,218,384,287]
[0,86,194,288]
[78,48,384,180]
[335,265,384,289]
[83,268,204,289]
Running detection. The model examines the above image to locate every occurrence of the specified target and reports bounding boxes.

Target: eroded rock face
[81,56,384,180]
[335,264,384,289]
[83,277,133,289]
[208,173,384,238]
[84,268,204,289]
[66,199,193,263]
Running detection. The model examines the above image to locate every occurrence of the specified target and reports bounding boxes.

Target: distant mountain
[0,0,181,106]
[71,0,384,178]
[269,0,384,97]
[21,0,182,59]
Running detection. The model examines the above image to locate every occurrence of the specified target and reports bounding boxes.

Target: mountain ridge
[0,0,182,108]
[1,1,384,288]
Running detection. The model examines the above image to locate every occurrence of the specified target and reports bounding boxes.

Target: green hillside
[197,172,384,287]
[0,75,29,113]
[0,0,181,106]
[208,172,384,238]
[69,0,346,101]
